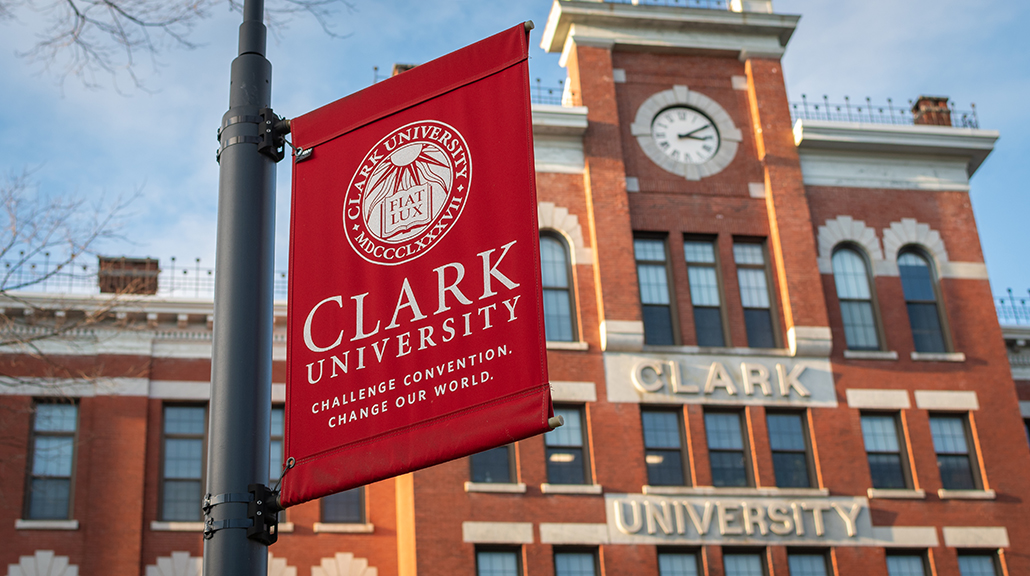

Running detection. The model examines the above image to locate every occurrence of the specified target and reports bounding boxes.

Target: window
[635,236,676,345]
[641,410,687,486]
[541,233,576,342]
[929,415,978,490]
[886,553,928,576]
[788,552,829,576]
[477,548,521,576]
[161,405,206,521]
[705,411,750,487]
[898,251,947,353]
[734,242,776,348]
[658,551,700,576]
[832,247,881,350]
[471,445,515,483]
[860,413,909,489]
[321,488,365,523]
[684,238,726,346]
[723,552,765,576]
[957,553,999,576]
[545,406,589,484]
[767,412,813,488]
[270,407,286,521]
[554,550,597,576]
[25,402,78,520]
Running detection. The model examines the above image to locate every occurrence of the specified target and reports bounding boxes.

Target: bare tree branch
[3,0,355,89]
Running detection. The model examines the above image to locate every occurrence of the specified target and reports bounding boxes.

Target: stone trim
[464,482,528,494]
[9,550,80,576]
[844,350,899,361]
[731,75,749,91]
[601,320,644,352]
[539,523,609,545]
[914,390,979,411]
[867,489,926,500]
[312,553,376,576]
[816,216,885,275]
[547,341,589,351]
[461,521,534,544]
[748,182,766,198]
[539,201,593,265]
[882,218,946,269]
[846,389,910,410]
[787,326,832,357]
[643,486,830,498]
[625,176,640,192]
[540,483,603,495]
[150,521,205,532]
[911,352,966,362]
[313,522,374,534]
[14,519,79,530]
[551,381,597,403]
[942,526,1009,548]
[872,526,940,548]
[1020,401,1030,418]
[938,489,996,500]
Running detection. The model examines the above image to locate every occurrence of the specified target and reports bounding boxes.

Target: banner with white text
[282,24,552,507]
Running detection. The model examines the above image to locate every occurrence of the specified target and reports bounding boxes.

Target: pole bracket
[201,484,281,545]
[258,108,288,163]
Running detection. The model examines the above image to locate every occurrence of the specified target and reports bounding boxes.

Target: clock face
[650,106,721,165]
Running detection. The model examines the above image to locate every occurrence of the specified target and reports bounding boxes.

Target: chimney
[911,95,952,127]
[98,256,160,295]
[391,63,417,77]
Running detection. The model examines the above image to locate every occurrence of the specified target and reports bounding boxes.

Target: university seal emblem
[344,120,471,265]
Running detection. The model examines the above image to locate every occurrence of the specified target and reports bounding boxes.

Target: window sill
[465,481,527,494]
[844,350,899,360]
[644,486,830,498]
[938,489,996,500]
[643,344,790,357]
[278,522,295,533]
[911,352,965,362]
[151,521,205,532]
[540,483,603,495]
[867,488,926,500]
[313,522,374,534]
[15,519,79,530]
[547,341,589,351]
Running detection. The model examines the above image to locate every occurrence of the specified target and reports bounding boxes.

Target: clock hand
[677,124,712,139]
[678,134,713,141]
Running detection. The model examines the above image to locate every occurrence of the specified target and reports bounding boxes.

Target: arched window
[540,233,576,342]
[832,247,880,350]
[898,250,947,353]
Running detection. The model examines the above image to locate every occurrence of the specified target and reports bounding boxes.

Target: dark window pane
[32,437,75,477]
[958,555,997,576]
[642,304,675,345]
[555,552,596,576]
[645,449,684,486]
[546,447,585,484]
[638,263,671,305]
[164,406,206,434]
[478,551,520,576]
[710,451,748,487]
[886,555,926,576]
[659,553,699,576]
[938,455,976,490]
[867,453,907,489]
[687,266,721,305]
[543,288,574,342]
[840,300,879,350]
[743,308,775,348]
[767,413,806,451]
[705,413,744,450]
[322,488,363,523]
[693,307,724,346]
[642,412,681,449]
[471,446,512,483]
[772,452,810,488]
[723,553,763,576]
[907,303,946,352]
[788,554,828,576]
[898,253,936,301]
[28,478,71,520]
[162,479,202,521]
[545,408,583,448]
[540,236,570,288]
[34,404,77,432]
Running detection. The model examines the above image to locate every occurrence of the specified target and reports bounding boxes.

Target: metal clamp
[215,108,290,163]
[204,517,255,539]
[201,484,280,545]
[202,492,253,513]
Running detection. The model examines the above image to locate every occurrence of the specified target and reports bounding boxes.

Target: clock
[630,85,743,180]
[650,106,721,165]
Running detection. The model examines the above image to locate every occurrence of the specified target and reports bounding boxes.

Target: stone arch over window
[882,218,949,269]
[313,553,378,576]
[538,202,593,265]
[145,552,201,576]
[7,551,79,576]
[816,216,885,274]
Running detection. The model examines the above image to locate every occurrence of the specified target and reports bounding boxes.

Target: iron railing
[530,79,580,107]
[604,0,729,8]
[998,289,1030,327]
[0,257,289,300]
[790,95,979,129]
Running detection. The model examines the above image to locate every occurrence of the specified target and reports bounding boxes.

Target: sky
[0,0,1026,297]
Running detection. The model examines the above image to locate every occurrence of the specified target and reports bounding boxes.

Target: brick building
[0,1,1023,575]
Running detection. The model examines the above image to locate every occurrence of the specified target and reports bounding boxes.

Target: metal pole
[204,0,275,573]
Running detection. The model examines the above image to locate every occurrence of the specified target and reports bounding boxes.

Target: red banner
[282,24,552,507]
